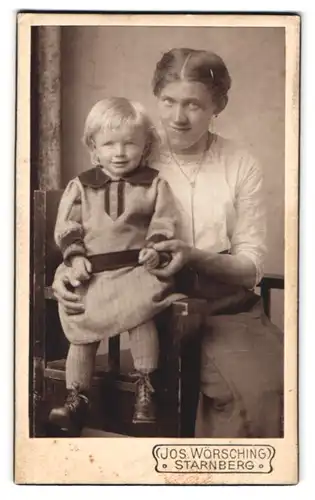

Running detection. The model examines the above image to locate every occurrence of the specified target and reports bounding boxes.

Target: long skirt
[177,270,284,438]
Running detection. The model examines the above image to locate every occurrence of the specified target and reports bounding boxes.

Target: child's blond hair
[82,97,157,166]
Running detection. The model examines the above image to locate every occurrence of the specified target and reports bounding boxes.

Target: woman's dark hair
[152,48,232,115]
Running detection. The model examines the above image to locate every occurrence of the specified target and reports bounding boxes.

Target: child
[48,97,185,432]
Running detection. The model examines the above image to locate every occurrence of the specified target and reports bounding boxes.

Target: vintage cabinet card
[15,12,299,485]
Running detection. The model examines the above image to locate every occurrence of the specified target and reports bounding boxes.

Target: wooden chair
[30,189,284,438]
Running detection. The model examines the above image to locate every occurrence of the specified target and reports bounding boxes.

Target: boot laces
[65,384,89,412]
[136,373,154,406]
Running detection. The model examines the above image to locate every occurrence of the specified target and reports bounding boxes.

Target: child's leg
[129,320,159,373]
[66,342,100,391]
[129,320,159,424]
[49,342,100,432]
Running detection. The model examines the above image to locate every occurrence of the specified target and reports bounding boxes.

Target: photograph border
[14,11,300,485]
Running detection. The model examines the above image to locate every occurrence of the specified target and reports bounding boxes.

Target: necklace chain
[168,144,208,247]
[166,133,212,247]
[168,148,207,187]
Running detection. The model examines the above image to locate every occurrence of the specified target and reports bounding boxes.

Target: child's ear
[90,147,100,166]
[141,143,151,165]
[141,129,157,166]
[89,140,98,165]
[82,136,99,166]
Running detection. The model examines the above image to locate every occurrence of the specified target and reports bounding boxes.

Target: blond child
[48,97,185,432]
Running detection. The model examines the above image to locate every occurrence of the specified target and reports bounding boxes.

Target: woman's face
[157,80,216,151]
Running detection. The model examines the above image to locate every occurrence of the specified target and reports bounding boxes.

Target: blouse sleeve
[231,155,267,285]
[54,179,86,265]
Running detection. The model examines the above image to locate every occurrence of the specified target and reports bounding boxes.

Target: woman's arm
[192,158,266,287]
[151,156,266,289]
[189,249,257,288]
[150,240,256,288]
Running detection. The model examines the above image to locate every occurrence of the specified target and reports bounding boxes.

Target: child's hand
[70,256,92,284]
[138,248,160,270]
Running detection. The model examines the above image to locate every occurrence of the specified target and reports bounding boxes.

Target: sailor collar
[79,165,159,188]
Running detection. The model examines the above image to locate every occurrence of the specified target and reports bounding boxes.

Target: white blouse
[149,134,267,285]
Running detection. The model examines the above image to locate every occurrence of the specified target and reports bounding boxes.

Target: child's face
[93,124,146,179]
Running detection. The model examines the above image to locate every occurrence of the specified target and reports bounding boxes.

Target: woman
[52,48,284,438]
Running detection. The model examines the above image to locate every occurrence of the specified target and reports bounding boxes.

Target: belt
[88,250,141,273]
[88,248,230,274]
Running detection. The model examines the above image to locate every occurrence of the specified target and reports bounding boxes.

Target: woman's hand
[149,239,192,278]
[52,266,85,315]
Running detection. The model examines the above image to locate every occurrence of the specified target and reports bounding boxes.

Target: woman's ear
[214,94,228,116]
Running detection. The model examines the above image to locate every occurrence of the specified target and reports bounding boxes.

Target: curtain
[30,26,62,437]
[33,26,61,190]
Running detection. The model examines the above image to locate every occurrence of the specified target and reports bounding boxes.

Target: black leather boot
[48,384,90,433]
[132,372,156,424]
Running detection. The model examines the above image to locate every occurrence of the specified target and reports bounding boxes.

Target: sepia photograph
[15,12,299,485]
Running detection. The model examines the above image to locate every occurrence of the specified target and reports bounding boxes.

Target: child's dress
[55,165,185,345]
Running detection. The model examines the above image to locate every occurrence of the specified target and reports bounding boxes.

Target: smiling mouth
[170,126,191,132]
